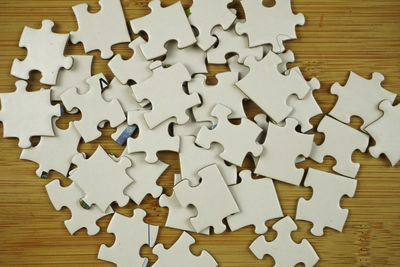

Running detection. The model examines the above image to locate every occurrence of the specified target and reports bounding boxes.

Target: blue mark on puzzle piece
[115,125,137,145]
[211,124,217,130]
[304,128,313,134]
[142,258,149,267]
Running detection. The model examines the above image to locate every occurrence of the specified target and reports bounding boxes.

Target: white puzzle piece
[236,0,305,52]
[255,118,314,186]
[108,37,153,84]
[61,73,126,143]
[152,232,217,267]
[296,168,358,236]
[329,72,397,130]
[179,136,237,186]
[11,20,73,85]
[195,104,263,166]
[71,0,131,59]
[130,0,196,59]
[235,52,311,123]
[250,216,319,267]
[69,146,133,212]
[174,164,240,234]
[46,179,113,235]
[173,112,212,137]
[310,115,369,178]
[188,72,247,123]
[163,43,207,76]
[20,121,81,177]
[227,170,283,234]
[102,78,142,113]
[366,100,400,166]
[132,62,200,129]
[187,0,236,51]
[127,109,180,163]
[50,55,93,101]
[98,209,159,267]
[0,81,61,148]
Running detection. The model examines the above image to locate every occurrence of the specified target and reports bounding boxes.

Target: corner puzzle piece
[132,62,200,129]
[152,232,217,267]
[108,37,153,84]
[20,121,81,177]
[69,146,132,212]
[310,115,369,178]
[173,113,212,137]
[98,209,159,267]
[187,0,236,51]
[180,136,237,186]
[174,164,240,234]
[61,73,126,143]
[11,20,73,85]
[236,52,311,123]
[188,72,247,123]
[227,170,283,234]
[196,104,263,166]
[111,122,137,145]
[329,72,396,130]
[50,55,93,101]
[102,78,142,113]
[236,0,305,52]
[0,81,61,148]
[160,174,210,234]
[127,109,180,163]
[250,216,319,267]
[207,24,263,64]
[296,168,357,236]
[46,179,113,235]
[130,0,196,59]
[286,67,322,133]
[71,0,131,59]
[366,100,400,166]
[255,118,314,185]
[163,43,207,76]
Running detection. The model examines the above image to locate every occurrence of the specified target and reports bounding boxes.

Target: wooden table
[0,0,399,266]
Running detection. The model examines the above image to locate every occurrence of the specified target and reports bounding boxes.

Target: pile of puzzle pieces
[1,0,399,266]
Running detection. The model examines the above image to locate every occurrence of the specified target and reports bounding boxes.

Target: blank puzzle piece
[102,78,142,113]
[329,72,396,130]
[236,0,305,52]
[236,52,311,123]
[0,81,61,148]
[11,20,73,85]
[366,100,400,166]
[69,146,133,212]
[250,216,319,267]
[71,0,131,59]
[174,164,240,234]
[188,71,247,123]
[255,118,314,185]
[130,0,196,60]
[310,115,369,178]
[173,112,211,137]
[98,209,159,267]
[163,43,207,76]
[196,104,263,166]
[20,121,81,177]
[46,179,113,235]
[296,168,358,236]
[61,73,126,143]
[132,62,200,129]
[227,170,283,234]
[152,232,217,267]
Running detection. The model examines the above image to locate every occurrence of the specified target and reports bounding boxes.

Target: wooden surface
[0,0,399,266]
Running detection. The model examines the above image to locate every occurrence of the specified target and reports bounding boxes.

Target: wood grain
[0,0,399,266]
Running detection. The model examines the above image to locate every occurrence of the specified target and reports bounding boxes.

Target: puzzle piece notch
[0,81,61,148]
[329,72,397,130]
[163,43,207,76]
[130,0,196,60]
[70,0,131,59]
[310,115,369,178]
[296,168,358,236]
[46,179,113,235]
[152,231,217,267]
[366,100,400,166]
[195,104,263,166]
[98,209,159,267]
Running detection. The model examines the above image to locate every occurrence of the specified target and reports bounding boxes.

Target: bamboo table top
[0,0,399,266]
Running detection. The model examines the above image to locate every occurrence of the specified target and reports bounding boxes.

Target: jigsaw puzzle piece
[163,43,207,76]
[173,112,212,137]
[102,78,142,113]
